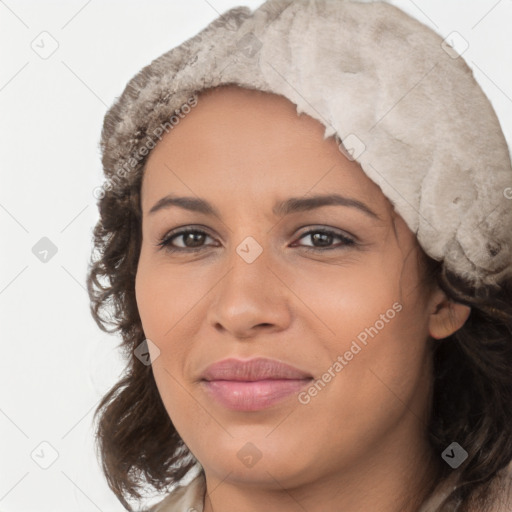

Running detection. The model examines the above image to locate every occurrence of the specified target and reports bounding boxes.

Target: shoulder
[419,461,512,512]
[484,461,512,512]
[147,472,206,512]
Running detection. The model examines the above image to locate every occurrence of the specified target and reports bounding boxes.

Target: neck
[202,422,443,512]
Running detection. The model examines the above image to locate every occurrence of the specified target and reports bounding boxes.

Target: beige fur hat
[99,0,512,289]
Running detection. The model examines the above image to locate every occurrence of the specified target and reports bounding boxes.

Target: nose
[206,242,293,340]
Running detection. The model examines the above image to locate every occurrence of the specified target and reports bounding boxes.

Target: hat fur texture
[100,0,512,289]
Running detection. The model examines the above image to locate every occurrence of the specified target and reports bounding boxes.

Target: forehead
[140,85,391,217]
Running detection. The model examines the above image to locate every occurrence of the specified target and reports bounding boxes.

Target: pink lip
[200,357,313,411]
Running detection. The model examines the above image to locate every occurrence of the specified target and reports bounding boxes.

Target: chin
[197,436,316,488]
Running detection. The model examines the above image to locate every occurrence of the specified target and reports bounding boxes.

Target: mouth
[200,357,313,411]
[201,378,313,411]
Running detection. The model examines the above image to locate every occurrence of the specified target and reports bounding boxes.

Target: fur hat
[99,0,512,289]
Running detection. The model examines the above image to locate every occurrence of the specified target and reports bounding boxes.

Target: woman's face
[135,85,446,495]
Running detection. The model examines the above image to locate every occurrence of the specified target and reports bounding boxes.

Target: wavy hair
[87,117,512,512]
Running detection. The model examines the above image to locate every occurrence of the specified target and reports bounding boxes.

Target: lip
[200,357,313,411]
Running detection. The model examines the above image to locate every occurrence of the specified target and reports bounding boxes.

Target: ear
[428,287,471,340]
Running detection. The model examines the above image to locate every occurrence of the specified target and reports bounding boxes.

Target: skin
[135,85,471,512]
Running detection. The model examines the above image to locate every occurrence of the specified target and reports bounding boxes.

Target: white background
[1,1,511,511]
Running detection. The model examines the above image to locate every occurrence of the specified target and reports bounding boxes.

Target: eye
[156,226,356,253]
[292,227,356,251]
[157,227,217,253]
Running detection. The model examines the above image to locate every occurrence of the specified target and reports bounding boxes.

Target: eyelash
[156,226,356,253]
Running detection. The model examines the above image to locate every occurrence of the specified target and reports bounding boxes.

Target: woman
[87,1,512,511]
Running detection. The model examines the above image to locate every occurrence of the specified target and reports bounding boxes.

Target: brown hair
[87,128,512,512]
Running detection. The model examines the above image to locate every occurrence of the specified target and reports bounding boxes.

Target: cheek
[134,251,208,343]
[134,254,211,427]
[287,253,405,346]
[291,255,430,425]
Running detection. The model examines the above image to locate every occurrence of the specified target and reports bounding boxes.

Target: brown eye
[156,226,356,254]
[293,228,356,250]
[157,228,216,252]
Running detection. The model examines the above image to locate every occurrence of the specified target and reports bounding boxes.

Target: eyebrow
[148,193,380,220]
